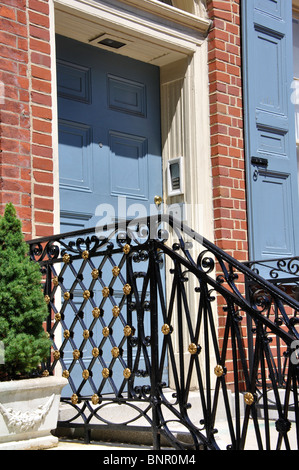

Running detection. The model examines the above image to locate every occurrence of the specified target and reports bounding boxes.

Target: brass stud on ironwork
[55,312,61,322]
[214,365,224,377]
[44,295,50,305]
[62,370,70,379]
[124,325,132,337]
[102,327,110,337]
[244,392,255,406]
[162,324,171,335]
[92,394,100,405]
[42,370,49,377]
[82,370,89,380]
[63,330,70,339]
[123,368,131,379]
[123,244,130,255]
[123,284,131,296]
[102,368,110,378]
[111,347,120,358]
[112,266,120,277]
[188,343,199,355]
[112,306,120,317]
[53,276,59,287]
[91,269,99,279]
[73,349,80,360]
[71,394,78,405]
[83,329,90,339]
[92,307,101,318]
[63,253,71,264]
[102,286,110,298]
[92,347,100,358]
[64,291,71,301]
[83,290,91,300]
[53,350,60,361]
[82,250,89,260]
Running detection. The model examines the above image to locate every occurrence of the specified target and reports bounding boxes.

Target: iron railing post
[44,264,52,374]
[149,239,161,450]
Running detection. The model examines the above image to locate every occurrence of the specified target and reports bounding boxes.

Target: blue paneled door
[242,0,299,272]
[56,35,165,397]
[56,35,162,230]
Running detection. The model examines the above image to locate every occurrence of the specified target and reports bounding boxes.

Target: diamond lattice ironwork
[28,216,299,450]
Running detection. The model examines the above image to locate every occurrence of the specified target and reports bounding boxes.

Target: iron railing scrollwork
[244,256,299,421]
[28,215,299,450]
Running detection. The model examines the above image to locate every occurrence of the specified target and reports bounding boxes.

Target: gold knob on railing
[154,195,163,206]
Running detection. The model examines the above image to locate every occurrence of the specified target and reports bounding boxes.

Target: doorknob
[154,195,163,206]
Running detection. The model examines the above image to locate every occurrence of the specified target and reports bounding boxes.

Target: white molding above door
[54,0,210,66]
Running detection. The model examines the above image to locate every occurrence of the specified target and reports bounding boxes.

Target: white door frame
[49,0,215,387]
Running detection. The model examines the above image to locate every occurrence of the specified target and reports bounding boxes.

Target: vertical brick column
[0,0,54,239]
[0,0,32,235]
[207,0,248,389]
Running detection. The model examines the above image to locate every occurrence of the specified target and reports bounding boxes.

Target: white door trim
[49,0,215,387]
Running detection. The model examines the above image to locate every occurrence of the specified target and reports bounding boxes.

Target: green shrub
[0,203,51,379]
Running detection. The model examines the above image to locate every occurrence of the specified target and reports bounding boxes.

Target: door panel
[242,0,299,271]
[254,171,294,257]
[108,74,147,116]
[57,59,91,104]
[58,120,93,193]
[109,131,149,200]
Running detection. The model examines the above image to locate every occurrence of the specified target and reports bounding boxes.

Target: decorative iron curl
[62,235,101,256]
[196,250,215,274]
[249,286,273,313]
[270,257,299,279]
[29,240,60,262]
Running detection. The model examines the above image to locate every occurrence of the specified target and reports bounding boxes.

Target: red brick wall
[207,0,248,261]
[207,0,249,389]
[0,0,54,239]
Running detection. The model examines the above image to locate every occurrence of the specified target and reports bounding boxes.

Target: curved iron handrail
[28,215,299,450]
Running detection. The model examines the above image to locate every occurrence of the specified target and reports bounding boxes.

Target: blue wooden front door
[242,0,299,272]
[56,35,162,231]
[56,35,165,397]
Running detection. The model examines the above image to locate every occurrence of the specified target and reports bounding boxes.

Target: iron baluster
[149,240,161,450]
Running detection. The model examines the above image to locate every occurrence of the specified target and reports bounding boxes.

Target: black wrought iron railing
[28,215,299,450]
[244,256,299,419]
